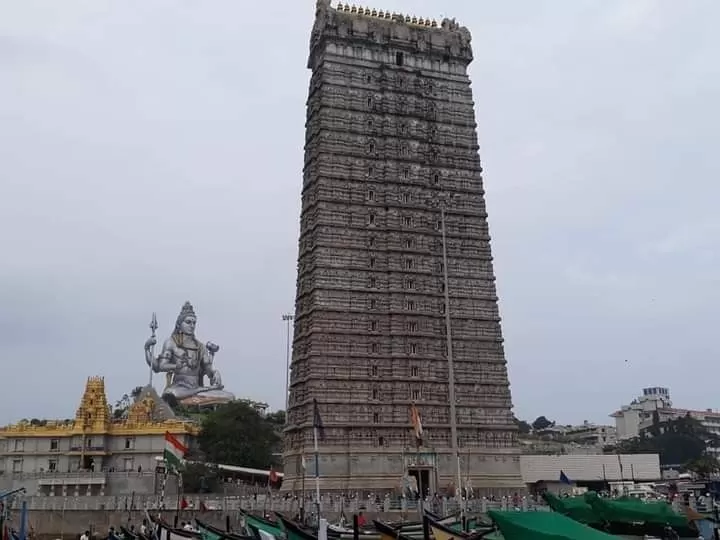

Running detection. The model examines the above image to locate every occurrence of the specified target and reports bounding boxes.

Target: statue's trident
[148,312,158,387]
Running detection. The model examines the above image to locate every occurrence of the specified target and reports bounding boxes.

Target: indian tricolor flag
[410,403,423,445]
[164,431,187,471]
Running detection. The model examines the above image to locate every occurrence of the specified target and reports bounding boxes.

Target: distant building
[563,422,617,447]
[611,387,720,448]
[527,421,616,454]
[611,387,672,440]
[520,453,661,494]
[518,439,604,456]
[611,387,720,459]
[0,377,198,496]
[238,399,269,417]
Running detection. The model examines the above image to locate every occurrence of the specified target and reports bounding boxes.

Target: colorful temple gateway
[0,377,198,496]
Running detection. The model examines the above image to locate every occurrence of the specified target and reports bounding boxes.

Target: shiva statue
[144,302,235,405]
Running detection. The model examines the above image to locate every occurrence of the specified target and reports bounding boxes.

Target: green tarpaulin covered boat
[584,492,689,529]
[543,492,603,525]
[488,510,620,540]
[196,518,253,540]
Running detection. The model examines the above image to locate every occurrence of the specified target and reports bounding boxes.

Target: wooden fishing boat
[240,510,286,539]
[195,518,255,540]
[271,508,476,540]
[151,516,202,540]
[275,515,318,540]
[424,515,491,540]
[121,528,153,540]
[120,526,141,539]
[372,520,419,540]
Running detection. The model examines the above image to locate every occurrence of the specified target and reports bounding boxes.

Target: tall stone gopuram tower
[283,1,522,494]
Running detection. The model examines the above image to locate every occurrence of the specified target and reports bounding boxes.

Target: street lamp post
[282,314,294,417]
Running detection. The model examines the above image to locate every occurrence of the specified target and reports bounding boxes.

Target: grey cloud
[0,0,718,425]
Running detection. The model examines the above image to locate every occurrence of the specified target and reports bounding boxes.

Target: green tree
[610,415,716,467]
[264,410,286,456]
[265,410,286,426]
[686,454,720,478]
[112,393,131,419]
[532,416,554,431]
[181,462,220,494]
[112,387,145,420]
[513,416,532,434]
[199,401,280,469]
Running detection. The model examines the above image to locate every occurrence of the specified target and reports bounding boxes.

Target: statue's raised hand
[209,370,223,388]
[206,342,219,355]
[144,336,157,351]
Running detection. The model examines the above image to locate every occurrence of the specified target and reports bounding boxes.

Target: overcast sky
[1,1,717,426]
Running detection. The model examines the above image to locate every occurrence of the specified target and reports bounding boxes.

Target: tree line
[179,401,284,493]
[606,412,720,477]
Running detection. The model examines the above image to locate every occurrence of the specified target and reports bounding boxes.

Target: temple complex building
[0,377,197,496]
[283,1,521,493]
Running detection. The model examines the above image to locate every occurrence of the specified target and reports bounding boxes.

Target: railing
[7,495,547,514]
[7,471,156,480]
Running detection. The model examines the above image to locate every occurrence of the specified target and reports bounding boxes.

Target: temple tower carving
[283,2,522,494]
[75,376,111,432]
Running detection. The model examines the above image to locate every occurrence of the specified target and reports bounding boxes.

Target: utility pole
[282,314,294,419]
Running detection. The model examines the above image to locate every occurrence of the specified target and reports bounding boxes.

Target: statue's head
[174,302,197,337]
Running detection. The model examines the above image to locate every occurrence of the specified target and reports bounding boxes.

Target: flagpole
[159,466,168,514]
[301,455,307,523]
[416,441,423,518]
[602,463,608,492]
[438,204,463,515]
[175,472,183,523]
[18,500,26,540]
[313,426,321,523]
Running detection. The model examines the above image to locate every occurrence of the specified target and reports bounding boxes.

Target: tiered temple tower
[283,1,522,494]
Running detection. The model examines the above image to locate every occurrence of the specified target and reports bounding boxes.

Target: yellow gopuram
[0,377,198,496]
